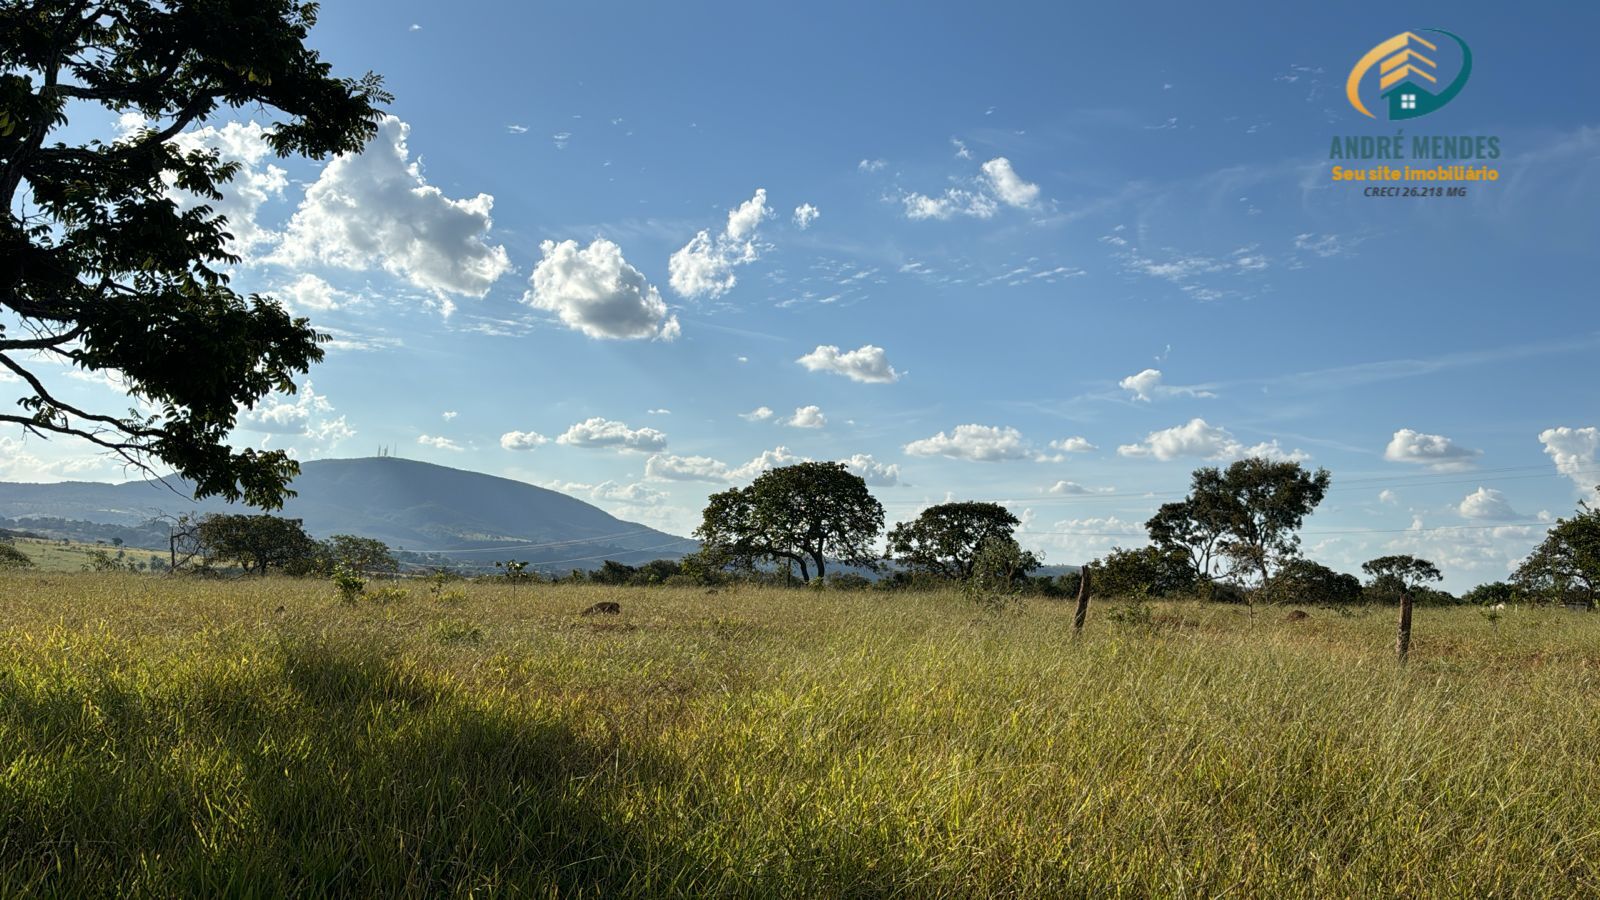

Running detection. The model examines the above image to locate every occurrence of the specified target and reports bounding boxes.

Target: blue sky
[5,1,1598,589]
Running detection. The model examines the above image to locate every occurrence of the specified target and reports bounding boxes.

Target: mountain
[0,457,694,567]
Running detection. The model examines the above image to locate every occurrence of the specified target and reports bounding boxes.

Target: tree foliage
[323,534,395,577]
[195,512,315,574]
[1361,554,1443,601]
[887,501,1023,580]
[1089,545,1195,600]
[1264,558,1362,606]
[1,0,389,507]
[1513,497,1600,609]
[0,541,33,570]
[1182,459,1332,586]
[694,461,884,582]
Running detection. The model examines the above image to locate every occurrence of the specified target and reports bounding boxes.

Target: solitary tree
[324,534,396,577]
[1513,495,1600,609]
[695,461,883,582]
[1,1,389,507]
[887,501,1024,580]
[1145,495,1229,583]
[195,512,316,574]
[1198,459,1332,587]
[1362,554,1442,664]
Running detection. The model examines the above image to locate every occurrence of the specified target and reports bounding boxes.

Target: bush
[332,566,366,604]
[0,543,34,570]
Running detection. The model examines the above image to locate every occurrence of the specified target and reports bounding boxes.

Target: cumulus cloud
[668,188,771,299]
[0,437,115,483]
[1538,426,1600,494]
[1384,429,1480,471]
[784,405,827,429]
[858,158,886,172]
[1459,487,1521,521]
[905,424,1034,462]
[901,188,997,221]
[1118,418,1307,462]
[237,381,352,449]
[273,116,511,301]
[1050,436,1098,453]
[644,445,804,483]
[842,453,901,487]
[740,406,775,422]
[546,479,669,507]
[979,157,1040,208]
[556,417,668,452]
[499,430,549,451]
[797,344,901,384]
[902,156,1041,221]
[525,238,679,340]
[275,273,347,312]
[1118,368,1216,402]
[793,203,820,230]
[150,119,288,257]
[1048,481,1114,495]
[417,434,463,451]
[1379,489,1398,504]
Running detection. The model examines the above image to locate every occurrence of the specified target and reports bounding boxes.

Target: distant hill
[0,457,694,568]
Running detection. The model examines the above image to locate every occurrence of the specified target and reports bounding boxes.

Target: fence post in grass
[1073,564,1092,635]
[1395,589,1413,664]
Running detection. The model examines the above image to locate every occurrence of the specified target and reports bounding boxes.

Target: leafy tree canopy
[1361,554,1443,595]
[1513,495,1600,609]
[694,461,884,582]
[1,0,389,508]
[1193,459,1331,586]
[196,512,315,574]
[887,501,1022,580]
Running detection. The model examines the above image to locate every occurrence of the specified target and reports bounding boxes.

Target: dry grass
[1,573,1598,896]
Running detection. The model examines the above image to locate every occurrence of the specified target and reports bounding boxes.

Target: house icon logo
[1346,30,1471,120]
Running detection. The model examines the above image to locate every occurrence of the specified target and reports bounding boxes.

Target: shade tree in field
[1088,545,1195,599]
[1151,459,1331,588]
[324,534,396,576]
[1,0,388,507]
[887,501,1027,581]
[1263,558,1362,606]
[1513,493,1600,609]
[695,461,884,582]
[195,512,317,574]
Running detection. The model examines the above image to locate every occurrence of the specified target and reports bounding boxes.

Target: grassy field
[0,574,1597,896]
[2,536,168,573]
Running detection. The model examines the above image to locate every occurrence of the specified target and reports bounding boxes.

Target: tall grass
[1,573,1597,896]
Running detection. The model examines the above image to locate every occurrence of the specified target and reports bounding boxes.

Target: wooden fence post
[1074,564,1092,635]
[1395,589,1413,664]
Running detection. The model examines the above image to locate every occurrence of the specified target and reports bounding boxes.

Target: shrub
[332,566,366,604]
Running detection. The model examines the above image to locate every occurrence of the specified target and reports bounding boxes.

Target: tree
[1146,495,1229,583]
[1,1,389,508]
[694,461,884,582]
[1264,558,1362,606]
[0,542,33,570]
[195,512,316,574]
[1190,459,1331,587]
[887,501,1024,580]
[1513,499,1600,609]
[1363,554,1442,665]
[968,534,1042,591]
[1089,545,1195,599]
[1462,581,1518,607]
[324,534,395,577]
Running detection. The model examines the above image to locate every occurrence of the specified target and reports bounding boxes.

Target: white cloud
[905,424,1033,462]
[668,188,771,299]
[556,417,668,452]
[951,138,972,159]
[275,273,346,312]
[797,344,901,384]
[647,408,671,415]
[1379,489,1398,505]
[545,479,669,507]
[1538,426,1600,495]
[644,446,805,483]
[274,116,511,301]
[901,188,997,221]
[1384,429,1480,471]
[793,203,820,230]
[417,434,463,451]
[506,124,529,134]
[237,381,351,450]
[499,431,549,451]
[1118,368,1216,402]
[1050,436,1098,453]
[442,411,458,421]
[0,437,117,483]
[1118,418,1307,462]
[1459,487,1521,521]
[979,157,1040,208]
[784,405,827,429]
[858,158,886,172]
[740,406,775,422]
[842,453,900,487]
[526,238,679,340]
[1048,481,1114,495]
